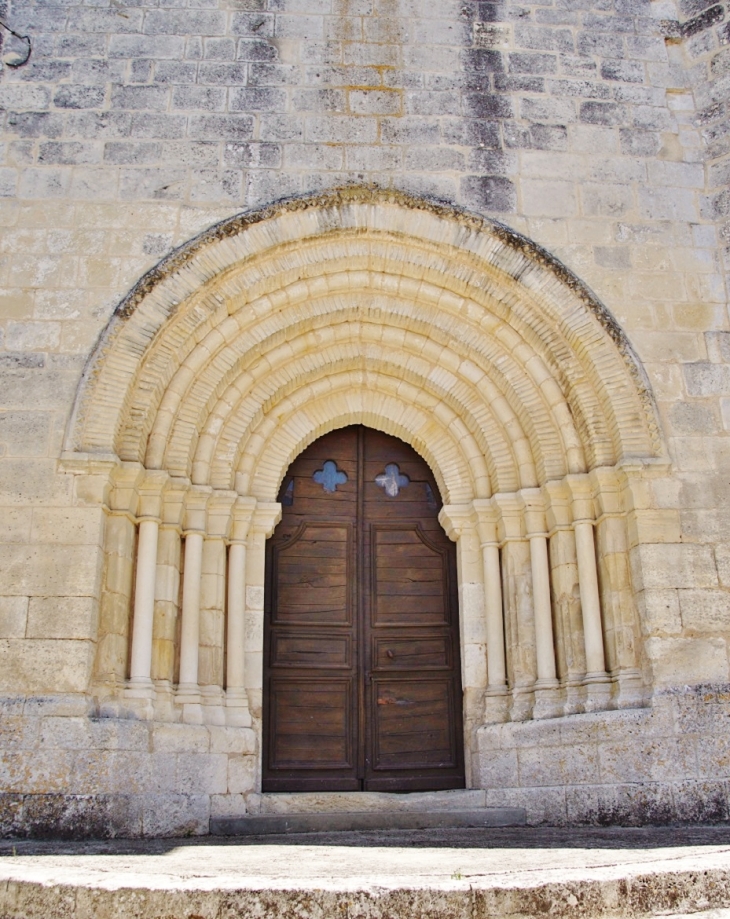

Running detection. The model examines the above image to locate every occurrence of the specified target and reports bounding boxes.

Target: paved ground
[2,826,730,918]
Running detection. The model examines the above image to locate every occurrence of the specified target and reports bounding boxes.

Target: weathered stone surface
[1,0,730,838]
[2,828,730,918]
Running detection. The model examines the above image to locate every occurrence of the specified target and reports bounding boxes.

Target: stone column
[544,480,585,715]
[523,488,561,719]
[151,480,186,720]
[244,502,282,725]
[473,499,508,724]
[176,486,210,723]
[568,475,611,710]
[95,462,143,692]
[226,497,257,727]
[199,536,226,721]
[493,493,535,722]
[439,503,486,786]
[593,466,645,708]
[198,492,236,724]
[126,471,167,714]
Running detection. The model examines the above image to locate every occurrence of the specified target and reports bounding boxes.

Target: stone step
[254,788,488,815]
[210,807,526,836]
[4,828,730,919]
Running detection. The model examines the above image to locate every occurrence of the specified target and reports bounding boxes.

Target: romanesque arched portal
[66,188,664,788]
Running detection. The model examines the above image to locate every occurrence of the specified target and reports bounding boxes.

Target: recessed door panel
[371,678,458,770]
[268,679,354,768]
[372,527,449,626]
[273,524,351,625]
[271,632,352,669]
[373,635,451,670]
[263,425,464,793]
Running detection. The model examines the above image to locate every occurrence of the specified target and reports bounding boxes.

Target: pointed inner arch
[69,190,662,503]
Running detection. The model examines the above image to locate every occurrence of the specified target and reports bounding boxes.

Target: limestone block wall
[479,685,730,826]
[0,0,729,834]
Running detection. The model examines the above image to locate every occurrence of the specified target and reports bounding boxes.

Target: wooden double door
[263,426,465,792]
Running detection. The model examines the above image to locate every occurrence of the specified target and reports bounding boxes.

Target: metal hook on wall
[0,20,31,68]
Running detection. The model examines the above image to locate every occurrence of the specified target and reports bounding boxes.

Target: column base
[176,683,203,723]
[201,685,226,725]
[484,689,509,725]
[153,680,176,722]
[563,681,585,716]
[124,678,155,699]
[584,675,612,712]
[123,680,155,720]
[226,690,253,727]
[510,689,534,722]
[614,670,646,709]
[532,684,563,720]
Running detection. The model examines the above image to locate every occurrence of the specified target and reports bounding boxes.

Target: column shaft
[179,531,204,688]
[575,520,607,677]
[227,542,247,692]
[530,534,557,685]
[483,543,506,689]
[129,518,159,685]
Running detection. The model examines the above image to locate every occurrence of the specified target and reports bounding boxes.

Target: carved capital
[491,492,525,542]
[183,484,212,534]
[543,479,572,530]
[136,470,169,520]
[438,503,477,541]
[230,496,258,543]
[251,502,282,538]
[521,487,547,539]
[566,473,595,524]
[207,490,237,539]
[471,498,499,545]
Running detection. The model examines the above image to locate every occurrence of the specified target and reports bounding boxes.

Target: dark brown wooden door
[263,426,464,792]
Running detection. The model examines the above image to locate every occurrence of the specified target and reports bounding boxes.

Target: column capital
[438,503,477,541]
[589,466,622,516]
[183,485,212,534]
[491,492,525,541]
[521,487,547,538]
[161,476,189,528]
[207,490,237,539]
[566,473,595,524]
[471,498,499,545]
[543,479,572,530]
[251,502,282,537]
[108,462,145,515]
[137,470,170,520]
[230,496,258,543]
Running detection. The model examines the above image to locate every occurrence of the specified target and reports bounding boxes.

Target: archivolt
[68,188,662,497]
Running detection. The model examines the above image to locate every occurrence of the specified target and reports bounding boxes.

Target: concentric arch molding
[65,186,664,498]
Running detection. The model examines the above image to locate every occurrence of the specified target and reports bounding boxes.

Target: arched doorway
[263,426,464,792]
[67,189,664,796]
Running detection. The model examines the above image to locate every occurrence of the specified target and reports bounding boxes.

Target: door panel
[263,425,464,792]
[271,633,352,669]
[268,679,354,768]
[373,635,452,670]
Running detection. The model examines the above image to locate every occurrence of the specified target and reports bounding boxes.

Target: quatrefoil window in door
[375,463,410,497]
[313,460,348,493]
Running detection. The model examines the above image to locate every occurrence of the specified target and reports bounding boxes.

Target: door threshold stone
[255,788,489,815]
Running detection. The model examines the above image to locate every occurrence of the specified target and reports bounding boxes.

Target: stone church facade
[1,0,730,836]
